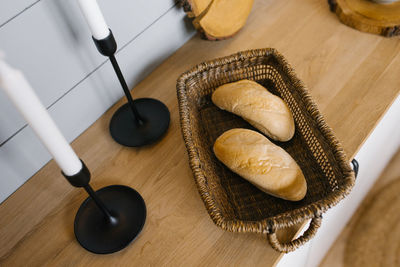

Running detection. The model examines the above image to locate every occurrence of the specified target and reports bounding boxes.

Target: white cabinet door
[278,95,400,267]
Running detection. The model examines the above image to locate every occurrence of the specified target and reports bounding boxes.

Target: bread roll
[213,128,306,201]
[212,79,295,142]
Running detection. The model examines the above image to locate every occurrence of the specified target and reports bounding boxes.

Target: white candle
[77,0,110,40]
[0,59,82,176]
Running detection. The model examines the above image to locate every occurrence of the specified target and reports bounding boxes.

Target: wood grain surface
[1,0,399,266]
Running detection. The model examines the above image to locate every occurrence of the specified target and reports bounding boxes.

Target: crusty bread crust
[212,79,295,142]
[213,129,307,201]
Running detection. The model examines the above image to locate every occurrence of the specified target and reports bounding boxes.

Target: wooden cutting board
[329,0,400,37]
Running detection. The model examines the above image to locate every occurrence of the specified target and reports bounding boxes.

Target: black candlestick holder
[63,161,146,254]
[93,30,170,147]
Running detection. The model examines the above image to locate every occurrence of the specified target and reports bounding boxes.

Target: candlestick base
[109,98,170,147]
[74,185,146,254]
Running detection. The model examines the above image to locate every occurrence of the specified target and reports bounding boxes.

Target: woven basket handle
[351,159,359,179]
[267,215,322,253]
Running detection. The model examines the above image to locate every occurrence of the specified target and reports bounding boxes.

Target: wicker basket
[176,48,355,253]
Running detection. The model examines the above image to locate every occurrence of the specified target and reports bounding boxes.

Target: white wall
[0,0,195,203]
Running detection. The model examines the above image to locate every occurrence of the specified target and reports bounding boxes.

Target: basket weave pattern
[176,48,355,252]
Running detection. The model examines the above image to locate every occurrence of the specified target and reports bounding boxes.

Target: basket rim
[176,48,355,234]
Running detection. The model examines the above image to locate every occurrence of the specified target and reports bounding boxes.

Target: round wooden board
[344,178,400,266]
[328,0,400,37]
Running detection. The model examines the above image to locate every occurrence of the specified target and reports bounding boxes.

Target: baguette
[212,79,295,142]
[213,128,307,201]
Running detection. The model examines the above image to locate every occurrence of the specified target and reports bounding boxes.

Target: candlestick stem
[92,30,170,147]
[109,55,143,125]
[63,161,146,254]
[83,184,117,225]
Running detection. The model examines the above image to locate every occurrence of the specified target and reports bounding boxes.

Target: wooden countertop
[1,0,399,266]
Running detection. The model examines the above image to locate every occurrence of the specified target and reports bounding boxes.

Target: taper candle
[77,0,110,40]
[0,59,82,176]
[76,2,171,147]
